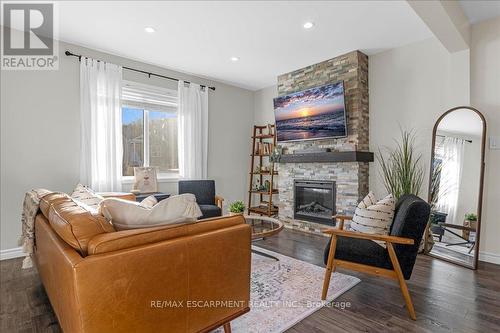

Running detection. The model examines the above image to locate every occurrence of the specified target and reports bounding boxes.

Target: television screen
[273,81,347,142]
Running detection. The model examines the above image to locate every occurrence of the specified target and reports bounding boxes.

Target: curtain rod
[436,134,472,143]
[65,50,216,91]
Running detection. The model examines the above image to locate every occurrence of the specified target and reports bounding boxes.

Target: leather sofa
[34,192,251,333]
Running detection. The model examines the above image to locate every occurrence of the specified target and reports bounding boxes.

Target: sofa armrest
[98,192,136,201]
[215,195,224,209]
[323,228,414,245]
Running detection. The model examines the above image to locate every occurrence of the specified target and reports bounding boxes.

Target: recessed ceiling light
[230,56,240,62]
[144,27,156,33]
[303,22,314,29]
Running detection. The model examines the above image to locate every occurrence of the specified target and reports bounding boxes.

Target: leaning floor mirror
[425,106,486,269]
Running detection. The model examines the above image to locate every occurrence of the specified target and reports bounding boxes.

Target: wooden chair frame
[215,195,224,210]
[322,215,417,320]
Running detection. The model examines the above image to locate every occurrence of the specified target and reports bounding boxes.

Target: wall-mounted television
[273,81,347,143]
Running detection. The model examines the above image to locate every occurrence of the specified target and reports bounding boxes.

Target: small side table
[135,192,171,203]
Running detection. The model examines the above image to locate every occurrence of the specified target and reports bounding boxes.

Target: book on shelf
[255,142,274,155]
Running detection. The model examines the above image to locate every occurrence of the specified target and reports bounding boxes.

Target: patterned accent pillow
[349,192,395,248]
[70,184,104,211]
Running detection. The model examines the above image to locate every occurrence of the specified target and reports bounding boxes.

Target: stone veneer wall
[276,51,369,233]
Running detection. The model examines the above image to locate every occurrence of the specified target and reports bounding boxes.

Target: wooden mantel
[278,151,374,163]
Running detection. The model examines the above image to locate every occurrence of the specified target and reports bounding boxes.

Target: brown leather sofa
[34,192,251,333]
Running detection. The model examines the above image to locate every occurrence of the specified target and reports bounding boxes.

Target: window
[121,81,178,178]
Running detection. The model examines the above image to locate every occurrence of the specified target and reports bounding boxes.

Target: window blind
[122,81,177,113]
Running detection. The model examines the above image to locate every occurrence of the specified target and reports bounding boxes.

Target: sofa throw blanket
[19,189,52,269]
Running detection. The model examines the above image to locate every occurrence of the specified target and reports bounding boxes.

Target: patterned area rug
[214,246,360,333]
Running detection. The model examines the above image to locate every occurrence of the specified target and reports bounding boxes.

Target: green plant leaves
[229,200,245,213]
[377,129,424,200]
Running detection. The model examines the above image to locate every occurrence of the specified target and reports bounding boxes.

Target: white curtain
[436,137,465,225]
[80,57,123,191]
[177,81,208,179]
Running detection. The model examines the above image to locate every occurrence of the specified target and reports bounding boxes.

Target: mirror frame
[425,106,486,269]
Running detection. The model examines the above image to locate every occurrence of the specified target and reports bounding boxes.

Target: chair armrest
[215,195,224,209]
[333,215,353,221]
[323,228,414,245]
[332,215,353,230]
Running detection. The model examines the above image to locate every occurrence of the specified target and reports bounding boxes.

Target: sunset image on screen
[273,82,347,142]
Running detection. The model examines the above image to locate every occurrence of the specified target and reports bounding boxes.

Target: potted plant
[463,213,478,240]
[229,200,245,216]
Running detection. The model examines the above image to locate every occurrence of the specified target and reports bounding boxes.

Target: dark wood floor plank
[1,227,499,332]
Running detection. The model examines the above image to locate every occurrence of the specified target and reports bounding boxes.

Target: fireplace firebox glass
[294,180,336,225]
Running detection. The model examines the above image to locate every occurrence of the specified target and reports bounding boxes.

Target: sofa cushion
[99,193,202,230]
[40,193,115,255]
[87,214,245,255]
[198,204,222,219]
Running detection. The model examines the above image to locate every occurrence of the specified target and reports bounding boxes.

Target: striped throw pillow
[349,192,395,248]
[71,184,103,211]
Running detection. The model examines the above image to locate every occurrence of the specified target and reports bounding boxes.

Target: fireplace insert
[294,180,336,225]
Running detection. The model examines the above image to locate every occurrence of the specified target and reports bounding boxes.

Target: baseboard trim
[0,247,25,261]
[479,251,500,265]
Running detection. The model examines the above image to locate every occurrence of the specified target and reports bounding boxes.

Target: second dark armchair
[178,180,223,219]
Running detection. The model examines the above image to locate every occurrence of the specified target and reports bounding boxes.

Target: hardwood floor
[1,228,499,332]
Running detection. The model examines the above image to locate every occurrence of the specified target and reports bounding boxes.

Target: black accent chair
[178,180,224,219]
[322,194,430,320]
[430,211,447,242]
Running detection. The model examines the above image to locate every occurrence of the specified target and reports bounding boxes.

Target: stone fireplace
[275,50,370,233]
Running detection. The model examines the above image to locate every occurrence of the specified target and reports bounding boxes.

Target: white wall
[470,17,500,263]
[369,37,470,200]
[1,40,254,251]
[253,85,277,125]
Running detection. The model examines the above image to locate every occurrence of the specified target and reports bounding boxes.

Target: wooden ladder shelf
[247,125,279,216]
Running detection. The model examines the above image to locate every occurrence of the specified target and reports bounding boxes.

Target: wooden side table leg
[223,322,231,333]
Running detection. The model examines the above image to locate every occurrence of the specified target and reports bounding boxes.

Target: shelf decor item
[247,124,279,216]
[133,167,158,194]
[270,145,282,163]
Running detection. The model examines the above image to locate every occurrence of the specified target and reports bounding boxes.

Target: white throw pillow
[99,193,203,230]
[139,195,158,208]
[349,192,395,248]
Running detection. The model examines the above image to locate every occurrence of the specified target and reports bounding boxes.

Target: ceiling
[437,109,483,137]
[459,0,500,24]
[49,1,433,90]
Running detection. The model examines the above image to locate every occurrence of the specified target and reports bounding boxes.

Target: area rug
[213,246,360,333]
